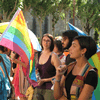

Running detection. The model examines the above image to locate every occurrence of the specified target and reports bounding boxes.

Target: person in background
[4,47,11,57]
[10,51,19,77]
[32,33,61,100]
[53,39,66,64]
[54,36,98,100]
[10,51,27,100]
[0,45,11,99]
[62,30,78,65]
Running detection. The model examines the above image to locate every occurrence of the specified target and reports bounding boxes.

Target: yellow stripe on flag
[91,54,100,77]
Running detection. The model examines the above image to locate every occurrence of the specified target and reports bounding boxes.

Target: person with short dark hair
[62,30,78,65]
[53,39,66,64]
[54,36,98,100]
[33,33,61,100]
[73,36,97,59]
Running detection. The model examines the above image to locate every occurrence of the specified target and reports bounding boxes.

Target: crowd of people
[0,30,98,100]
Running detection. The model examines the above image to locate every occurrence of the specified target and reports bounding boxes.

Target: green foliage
[51,0,73,37]
[37,36,41,43]
[76,0,100,34]
[0,0,21,19]
[94,28,99,44]
[30,0,56,21]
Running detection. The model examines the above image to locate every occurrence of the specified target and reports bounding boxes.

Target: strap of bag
[66,61,76,76]
[0,55,12,87]
[0,66,5,77]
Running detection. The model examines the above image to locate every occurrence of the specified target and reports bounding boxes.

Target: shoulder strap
[81,63,90,76]
[83,63,94,78]
[66,61,76,76]
[0,55,12,87]
[0,66,5,77]
[50,51,54,56]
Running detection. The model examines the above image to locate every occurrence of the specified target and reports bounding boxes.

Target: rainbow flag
[0,8,37,82]
[88,51,100,100]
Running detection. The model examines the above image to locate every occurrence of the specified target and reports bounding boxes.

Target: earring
[81,54,84,57]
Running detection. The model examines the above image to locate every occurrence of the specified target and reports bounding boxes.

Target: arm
[78,84,94,100]
[54,75,66,99]
[11,58,26,68]
[37,76,56,86]
[43,53,62,82]
[51,52,61,69]
[38,53,61,86]
[54,63,67,99]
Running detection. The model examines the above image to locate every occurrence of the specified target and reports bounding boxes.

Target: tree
[76,0,100,35]
[0,0,21,21]
[25,0,57,40]
[51,0,73,37]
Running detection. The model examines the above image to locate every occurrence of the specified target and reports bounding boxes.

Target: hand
[37,79,45,86]
[56,65,67,77]
[9,57,15,63]
[51,78,55,84]
[36,68,39,74]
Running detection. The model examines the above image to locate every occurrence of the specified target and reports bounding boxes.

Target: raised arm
[54,64,67,99]
[10,58,27,68]
[54,74,66,99]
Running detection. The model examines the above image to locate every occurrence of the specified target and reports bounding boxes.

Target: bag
[19,65,30,95]
[25,85,34,100]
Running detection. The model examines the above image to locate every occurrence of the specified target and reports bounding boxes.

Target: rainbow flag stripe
[0,8,37,81]
[88,51,100,100]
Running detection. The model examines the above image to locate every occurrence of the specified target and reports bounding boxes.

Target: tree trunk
[39,19,42,42]
[2,11,10,22]
[52,18,55,38]
[85,28,90,36]
[52,27,55,38]
[73,0,75,25]
[48,14,52,35]
[64,11,68,30]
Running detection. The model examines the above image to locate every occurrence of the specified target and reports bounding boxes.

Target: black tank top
[64,69,76,100]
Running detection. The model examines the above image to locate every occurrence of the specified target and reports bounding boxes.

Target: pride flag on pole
[68,22,87,36]
[88,52,100,100]
[0,8,37,82]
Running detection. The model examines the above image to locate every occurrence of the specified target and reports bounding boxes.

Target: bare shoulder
[51,52,58,58]
[51,52,61,68]
[51,52,59,61]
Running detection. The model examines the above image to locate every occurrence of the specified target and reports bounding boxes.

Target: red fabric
[13,59,26,97]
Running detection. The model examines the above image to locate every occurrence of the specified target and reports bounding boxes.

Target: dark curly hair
[62,30,78,49]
